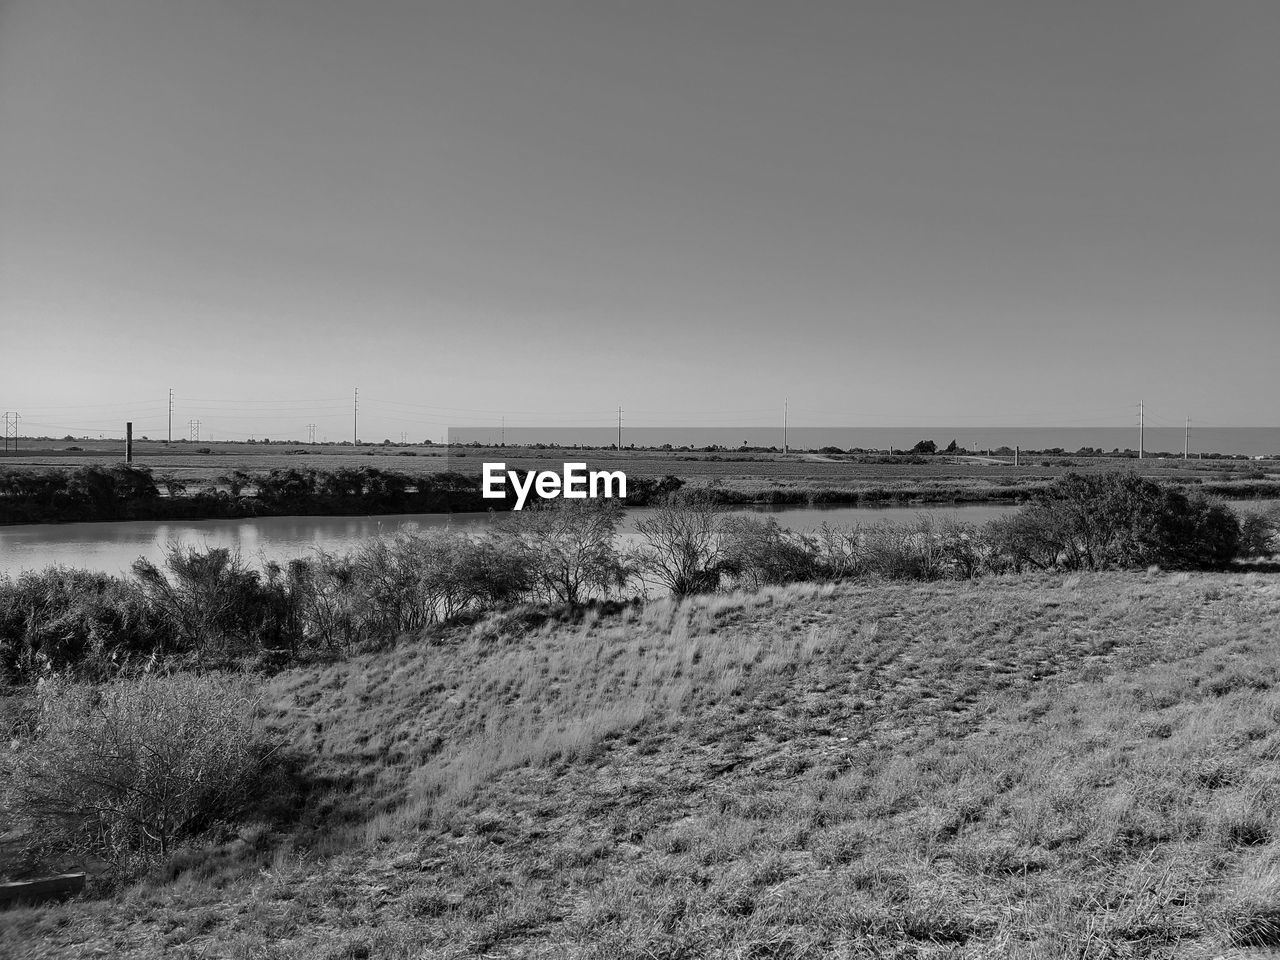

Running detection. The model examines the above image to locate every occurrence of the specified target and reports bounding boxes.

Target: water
[3,499,1276,578]
[0,503,1042,577]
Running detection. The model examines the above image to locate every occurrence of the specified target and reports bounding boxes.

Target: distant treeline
[1,463,1275,527]
[0,465,685,525]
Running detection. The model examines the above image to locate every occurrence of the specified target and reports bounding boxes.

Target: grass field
[6,571,1280,957]
[4,438,1278,504]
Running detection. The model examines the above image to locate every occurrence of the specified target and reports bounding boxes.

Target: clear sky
[2,0,1277,442]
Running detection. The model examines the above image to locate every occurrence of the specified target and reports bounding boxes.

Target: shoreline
[2,477,1277,527]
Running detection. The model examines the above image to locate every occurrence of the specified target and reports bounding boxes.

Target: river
[0,500,1275,577]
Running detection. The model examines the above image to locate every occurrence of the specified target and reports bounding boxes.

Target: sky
[1,0,1277,442]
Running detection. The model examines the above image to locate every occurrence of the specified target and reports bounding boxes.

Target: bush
[131,544,282,663]
[632,493,730,596]
[813,517,987,581]
[354,528,530,636]
[720,515,819,589]
[1240,507,1280,558]
[988,472,1241,571]
[3,674,271,863]
[0,568,172,684]
[493,500,629,608]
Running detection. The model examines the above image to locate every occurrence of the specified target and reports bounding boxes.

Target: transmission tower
[188,419,201,442]
[307,423,316,444]
[2,412,18,455]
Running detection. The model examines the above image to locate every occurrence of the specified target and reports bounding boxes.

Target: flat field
[7,572,1280,957]
[4,439,1278,501]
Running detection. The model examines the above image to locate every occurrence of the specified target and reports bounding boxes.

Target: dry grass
[6,571,1280,957]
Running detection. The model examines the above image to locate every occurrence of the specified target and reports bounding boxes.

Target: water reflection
[1,500,1273,577]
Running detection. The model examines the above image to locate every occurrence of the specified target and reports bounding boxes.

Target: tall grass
[228,573,1280,957]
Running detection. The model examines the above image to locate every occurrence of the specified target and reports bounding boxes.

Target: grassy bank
[6,572,1280,957]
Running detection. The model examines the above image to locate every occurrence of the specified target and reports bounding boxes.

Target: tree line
[0,464,684,524]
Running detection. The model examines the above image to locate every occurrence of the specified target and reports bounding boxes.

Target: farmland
[3,438,1279,508]
[6,572,1280,957]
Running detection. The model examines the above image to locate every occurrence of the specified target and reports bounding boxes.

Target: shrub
[285,550,367,653]
[493,500,629,608]
[812,518,987,581]
[352,528,530,635]
[812,523,867,579]
[1160,490,1242,569]
[720,515,819,589]
[632,493,730,596]
[1240,507,1280,558]
[131,544,280,663]
[986,512,1067,572]
[0,568,172,684]
[987,472,1241,571]
[292,528,534,649]
[3,674,271,863]
[401,529,531,624]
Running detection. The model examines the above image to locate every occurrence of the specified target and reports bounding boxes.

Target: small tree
[494,500,629,609]
[632,492,729,596]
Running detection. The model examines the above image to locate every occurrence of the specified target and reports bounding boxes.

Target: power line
[176,396,348,404]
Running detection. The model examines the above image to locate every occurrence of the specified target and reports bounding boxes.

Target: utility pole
[188,419,200,442]
[783,398,789,454]
[617,406,622,450]
[501,417,505,446]
[126,422,133,463]
[1184,418,1190,460]
[353,387,359,446]
[2,412,18,455]
[1138,401,1144,460]
[168,388,174,443]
